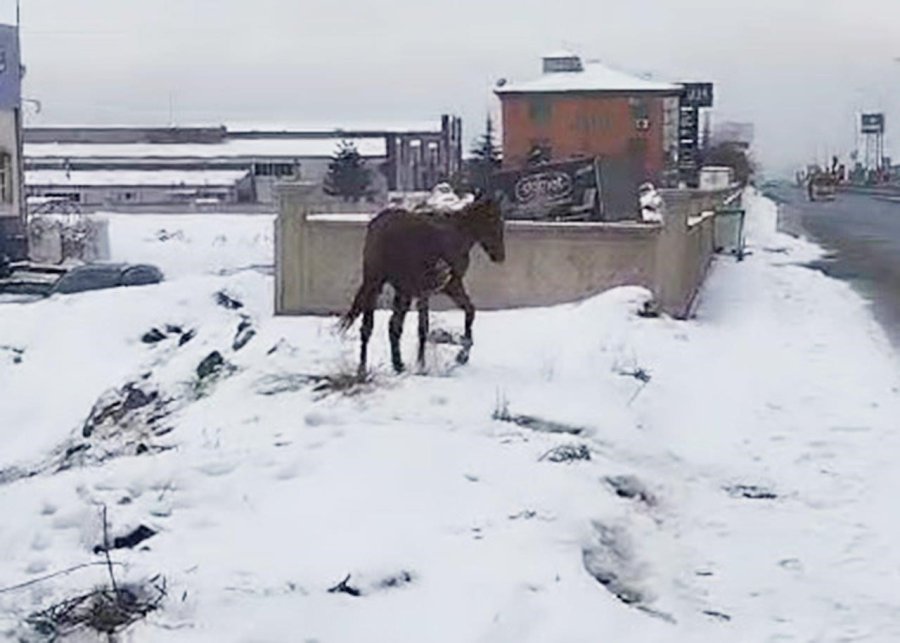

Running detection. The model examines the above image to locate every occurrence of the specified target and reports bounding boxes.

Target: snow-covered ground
[1,194,899,642]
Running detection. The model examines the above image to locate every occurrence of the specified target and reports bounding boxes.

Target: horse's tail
[338,282,368,334]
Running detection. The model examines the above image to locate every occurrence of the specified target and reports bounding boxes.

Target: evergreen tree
[701,142,755,186]
[323,140,372,202]
[467,115,501,192]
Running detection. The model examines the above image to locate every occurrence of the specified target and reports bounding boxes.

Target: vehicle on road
[808,174,836,202]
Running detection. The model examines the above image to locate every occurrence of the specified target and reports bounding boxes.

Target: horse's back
[363,208,451,288]
[366,208,446,246]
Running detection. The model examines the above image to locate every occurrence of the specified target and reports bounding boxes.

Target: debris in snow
[93,525,157,554]
[637,300,660,318]
[327,574,361,597]
[21,507,166,640]
[605,475,656,506]
[23,580,166,639]
[265,338,298,356]
[178,328,197,346]
[254,373,320,396]
[0,344,24,364]
[253,370,372,399]
[376,571,414,590]
[508,510,538,520]
[310,372,373,398]
[232,317,256,351]
[141,328,167,344]
[617,367,651,384]
[196,351,226,380]
[615,365,652,405]
[214,290,244,310]
[539,444,591,463]
[724,484,778,500]
[493,408,584,436]
[0,463,36,487]
[154,228,185,242]
[82,382,160,438]
[582,523,645,606]
[582,522,674,622]
[703,610,732,622]
[140,323,195,346]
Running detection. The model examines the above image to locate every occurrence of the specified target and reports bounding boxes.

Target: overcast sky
[5,0,900,174]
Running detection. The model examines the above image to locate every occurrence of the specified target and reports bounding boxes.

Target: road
[766,185,900,350]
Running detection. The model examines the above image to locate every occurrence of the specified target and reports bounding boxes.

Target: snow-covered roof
[26,169,250,187]
[542,50,579,60]
[495,61,681,95]
[225,120,443,134]
[24,137,386,160]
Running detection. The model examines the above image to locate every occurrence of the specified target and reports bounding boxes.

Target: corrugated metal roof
[25,137,386,160]
[26,169,250,187]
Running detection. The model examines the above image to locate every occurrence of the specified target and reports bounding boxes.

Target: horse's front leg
[417,297,430,371]
[359,308,374,378]
[389,292,411,373]
[444,278,475,364]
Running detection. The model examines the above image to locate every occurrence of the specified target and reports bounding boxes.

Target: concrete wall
[275,183,730,319]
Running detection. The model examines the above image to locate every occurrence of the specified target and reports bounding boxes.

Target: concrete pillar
[274,182,318,315]
[654,190,692,318]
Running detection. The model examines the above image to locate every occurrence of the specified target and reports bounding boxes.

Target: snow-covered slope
[1,195,898,642]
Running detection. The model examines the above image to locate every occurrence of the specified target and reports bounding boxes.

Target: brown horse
[339,195,505,376]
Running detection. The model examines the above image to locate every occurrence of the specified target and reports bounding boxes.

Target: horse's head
[461,192,505,263]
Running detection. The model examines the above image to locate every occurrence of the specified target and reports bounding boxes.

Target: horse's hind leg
[359,308,374,378]
[416,297,430,370]
[357,281,381,378]
[444,278,475,364]
[389,292,411,373]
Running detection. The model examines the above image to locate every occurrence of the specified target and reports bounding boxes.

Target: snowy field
[1,195,899,641]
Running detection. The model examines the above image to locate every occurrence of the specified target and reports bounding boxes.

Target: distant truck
[808,174,836,202]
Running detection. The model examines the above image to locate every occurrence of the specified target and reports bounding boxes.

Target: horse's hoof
[393,362,406,374]
[455,348,470,365]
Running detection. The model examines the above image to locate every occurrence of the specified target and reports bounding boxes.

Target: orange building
[495,53,683,184]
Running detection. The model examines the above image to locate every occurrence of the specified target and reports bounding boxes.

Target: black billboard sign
[861,113,885,135]
[492,158,602,221]
[680,82,714,108]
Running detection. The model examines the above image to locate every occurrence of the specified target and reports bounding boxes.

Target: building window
[629,97,649,119]
[0,151,12,204]
[46,191,81,203]
[529,97,553,125]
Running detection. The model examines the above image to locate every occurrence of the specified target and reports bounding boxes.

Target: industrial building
[0,22,26,263]
[23,116,463,210]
